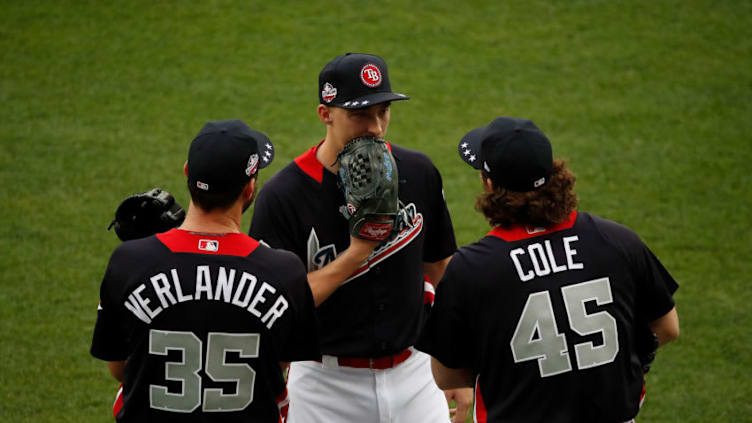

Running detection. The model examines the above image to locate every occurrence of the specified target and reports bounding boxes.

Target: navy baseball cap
[319,52,410,109]
[187,119,275,193]
[458,117,553,192]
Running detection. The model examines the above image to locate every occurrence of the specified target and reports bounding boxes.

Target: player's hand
[347,235,379,261]
[444,387,473,422]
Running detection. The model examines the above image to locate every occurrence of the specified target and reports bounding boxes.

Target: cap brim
[458,126,486,169]
[334,92,410,109]
[248,128,275,169]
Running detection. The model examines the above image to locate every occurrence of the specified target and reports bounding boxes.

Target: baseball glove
[636,326,660,374]
[108,188,186,241]
[336,136,400,241]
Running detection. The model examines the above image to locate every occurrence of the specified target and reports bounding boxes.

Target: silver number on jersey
[149,330,202,412]
[510,277,619,378]
[203,333,259,411]
[510,291,572,377]
[562,278,619,369]
[148,330,259,412]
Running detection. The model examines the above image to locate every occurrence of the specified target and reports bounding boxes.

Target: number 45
[510,277,619,378]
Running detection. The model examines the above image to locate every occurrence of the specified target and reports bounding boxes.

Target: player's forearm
[649,307,679,346]
[430,357,473,390]
[308,237,376,306]
[424,256,452,287]
[108,361,126,382]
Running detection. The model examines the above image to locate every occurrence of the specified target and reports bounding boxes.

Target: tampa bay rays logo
[306,203,424,281]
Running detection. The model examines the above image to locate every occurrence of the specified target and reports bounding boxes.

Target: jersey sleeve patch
[156,229,259,257]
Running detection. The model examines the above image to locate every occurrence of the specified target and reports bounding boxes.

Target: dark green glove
[336,137,400,241]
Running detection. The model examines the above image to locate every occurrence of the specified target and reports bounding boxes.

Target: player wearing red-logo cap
[249,53,472,422]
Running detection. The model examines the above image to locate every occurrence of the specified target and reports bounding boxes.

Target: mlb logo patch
[246,153,259,176]
[198,239,219,252]
[322,82,337,103]
[197,181,209,191]
[525,225,546,235]
[534,177,546,188]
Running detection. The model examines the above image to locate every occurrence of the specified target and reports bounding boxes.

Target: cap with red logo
[318,52,410,109]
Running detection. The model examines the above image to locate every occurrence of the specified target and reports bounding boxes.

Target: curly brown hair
[475,159,578,228]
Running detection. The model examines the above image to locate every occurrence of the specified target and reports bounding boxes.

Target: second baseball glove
[108,188,186,241]
[635,325,660,374]
[336,136,400,241]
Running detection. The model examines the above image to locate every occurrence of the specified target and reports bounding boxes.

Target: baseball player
[90,119,320,422]
[417,116,680,422]
[249,53,472,422]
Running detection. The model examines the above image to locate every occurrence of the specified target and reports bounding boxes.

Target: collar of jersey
[294,139,393,183]
[487,211,578,242]
[157,228,260,256]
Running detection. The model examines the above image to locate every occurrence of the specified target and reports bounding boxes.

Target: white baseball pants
[287,348,450,423]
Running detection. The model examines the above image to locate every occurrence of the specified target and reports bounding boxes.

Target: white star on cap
[344,101,351,106]
[262,156,269,162]
[351,101,360,106]
[461,142,468,149]
[463,149,471,156]
[469,155,476,162]
[265,143,272,150]
[361,100,369,105]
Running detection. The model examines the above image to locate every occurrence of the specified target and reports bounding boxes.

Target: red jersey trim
[294,142,325,183]
[112,384,123,419]
[293,140,394,184]
[156,229,259,257]
[487,211,578,242]
[423,278,435,305]
[344,212,423,282]
[474,376,487,423]
[276,385,290,423]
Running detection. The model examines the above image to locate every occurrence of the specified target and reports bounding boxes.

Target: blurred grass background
[1,1,750,421]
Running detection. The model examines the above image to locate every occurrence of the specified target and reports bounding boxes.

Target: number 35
[148,331,259,412]
[510,277,619,377]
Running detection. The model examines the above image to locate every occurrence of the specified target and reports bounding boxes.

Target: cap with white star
[188,119,275,193]
[457,117,553,192]
[318,52,410,109]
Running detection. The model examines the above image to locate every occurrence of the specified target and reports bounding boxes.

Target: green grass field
[1,1,750,421]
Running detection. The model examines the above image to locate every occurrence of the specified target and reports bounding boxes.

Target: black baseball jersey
[249,142,456,357]
[417,211,678,423]
[90,229,319,423]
